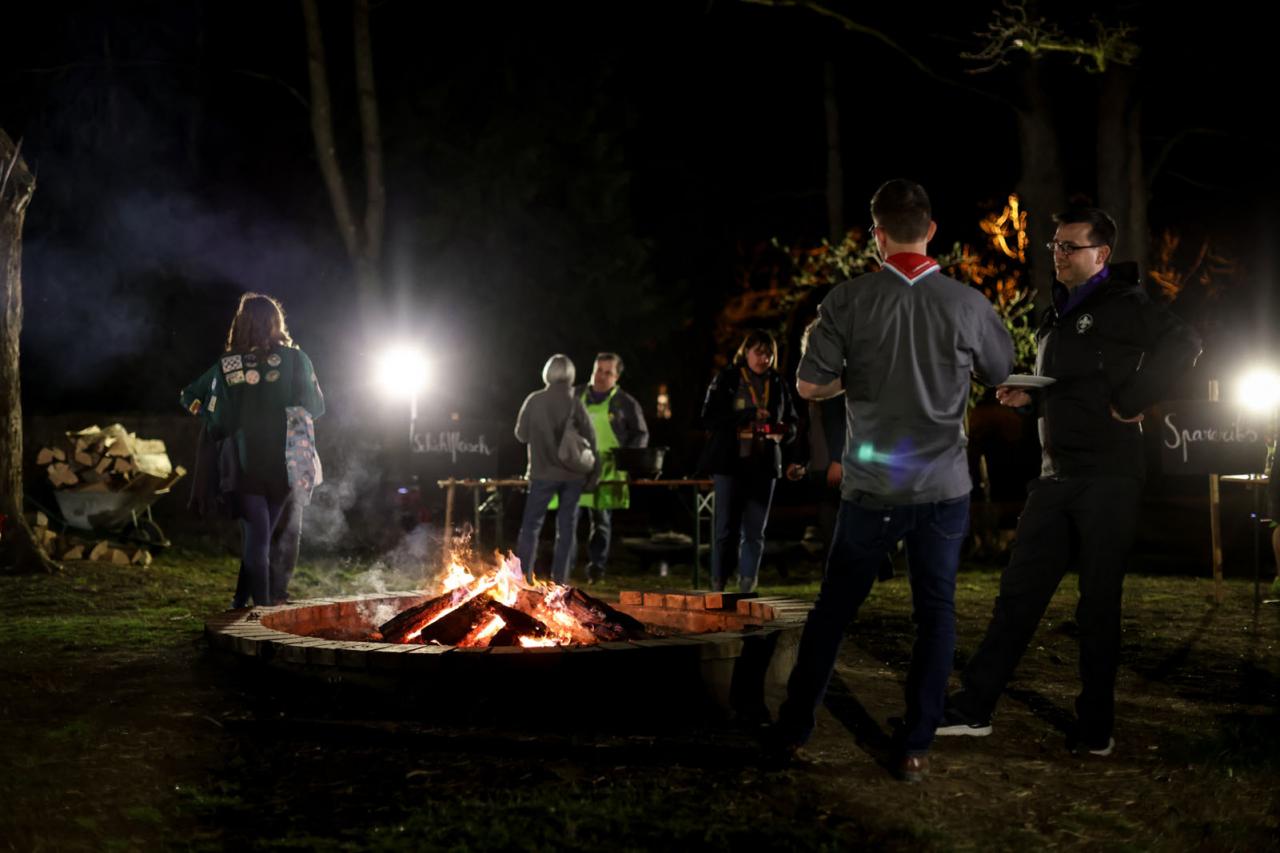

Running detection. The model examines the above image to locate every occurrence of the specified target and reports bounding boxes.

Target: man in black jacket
[938,208,1202,756]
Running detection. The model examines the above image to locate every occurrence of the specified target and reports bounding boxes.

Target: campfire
[373,551,650,648]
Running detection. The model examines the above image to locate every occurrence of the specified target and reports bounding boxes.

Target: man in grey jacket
[771,179,1014,782]
[514,354,598,583]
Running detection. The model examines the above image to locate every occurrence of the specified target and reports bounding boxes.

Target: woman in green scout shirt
[572,353,649,583]
[185,293,324,608]
[698,331,799,592]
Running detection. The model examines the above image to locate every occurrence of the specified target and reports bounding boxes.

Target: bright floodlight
[375,345,431,399]
[1236,367,1280,413]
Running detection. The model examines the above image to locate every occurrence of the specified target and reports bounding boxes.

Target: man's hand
[785,463,806,481]
[825,460,842,489]
[995,386,1032,408]
[1110,405,1144,424]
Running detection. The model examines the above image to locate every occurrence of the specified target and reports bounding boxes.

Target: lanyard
[740,368,770,411]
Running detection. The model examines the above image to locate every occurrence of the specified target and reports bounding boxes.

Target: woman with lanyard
[698,330,799,592]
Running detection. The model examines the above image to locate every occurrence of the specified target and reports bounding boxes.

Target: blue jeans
[778,494,970,754]
[233,492,286,607]
[712,473,776,592]
[516,479,586,583]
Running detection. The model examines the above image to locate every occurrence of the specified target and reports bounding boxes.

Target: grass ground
[1,537,1277,851]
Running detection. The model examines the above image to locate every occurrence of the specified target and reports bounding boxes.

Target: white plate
[1002,374,1056,389]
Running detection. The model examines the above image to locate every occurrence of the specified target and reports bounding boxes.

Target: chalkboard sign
[1153,401,1272,476]
[410,420,501,479]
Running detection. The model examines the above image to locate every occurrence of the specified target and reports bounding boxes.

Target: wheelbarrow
[29,467,186,552]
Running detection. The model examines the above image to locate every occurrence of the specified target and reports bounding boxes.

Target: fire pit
[204,553,812,723]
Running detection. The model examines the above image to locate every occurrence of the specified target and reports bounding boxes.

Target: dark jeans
[232,489,305,607]
[233,492,286,607]
[516,478,585,584]
[953,476,1141,743]
[579,507,612,579]
[778,494,970,755]
[712,473,777,592]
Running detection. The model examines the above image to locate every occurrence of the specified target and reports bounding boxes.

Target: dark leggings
[233,492,285,607]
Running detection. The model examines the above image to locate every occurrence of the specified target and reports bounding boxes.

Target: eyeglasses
[1046,240,1103,256]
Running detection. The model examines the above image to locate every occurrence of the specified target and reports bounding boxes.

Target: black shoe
[935,705,993,737]
[1068,735,1115,757]
[759,724,806,768]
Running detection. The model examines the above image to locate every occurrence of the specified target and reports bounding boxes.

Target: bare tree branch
[353,0,385,265]
[964,0,1139,74]
[301,0,360,261]
[740,0,1014,109]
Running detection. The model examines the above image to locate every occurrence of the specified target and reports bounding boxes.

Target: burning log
[415,595,498,646]
[376,585,477,643]
[484,600,550,647]
[515,587,597,644]
[560,588,649,642]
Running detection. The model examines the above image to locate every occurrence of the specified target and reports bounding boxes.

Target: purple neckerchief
[1053,266,1111,316]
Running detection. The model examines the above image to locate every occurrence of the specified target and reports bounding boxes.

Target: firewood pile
[28,423,184,563]
[25,511,153,565]
[36,423,174,492]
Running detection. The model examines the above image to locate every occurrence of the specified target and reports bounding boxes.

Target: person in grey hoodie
[514,354,598,583]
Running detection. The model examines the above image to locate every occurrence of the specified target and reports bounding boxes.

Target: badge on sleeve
[246,370,261,385]
[244,353,258,369]
[267,353,282,367]
[188,399,202,415]
[221,355,243,373]
[226,370,246,385]
[265,370,280,383]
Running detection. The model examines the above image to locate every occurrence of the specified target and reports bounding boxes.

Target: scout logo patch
[221,355,243,373]
[244,353,258,368]
[187,399,202,415]
[1076,314,1094,333]
[208,395,217,412]
[267,353,282,367]
[245,369,261,385]
[265,369,280,383]
[226,370,246,385]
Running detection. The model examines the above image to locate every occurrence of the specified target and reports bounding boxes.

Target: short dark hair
[870,179,932,242]
[595,352,624,376]
[1052,207,1118,253]
[732,330,777,367]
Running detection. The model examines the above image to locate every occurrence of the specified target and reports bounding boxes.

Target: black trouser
[954,476,1141,742]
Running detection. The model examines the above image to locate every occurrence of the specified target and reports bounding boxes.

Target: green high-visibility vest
[549,386,629,511]
[578,386,628,510]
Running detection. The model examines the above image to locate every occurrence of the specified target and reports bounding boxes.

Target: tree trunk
[301,0,385,323]
[354,0,385,272]
[0,131,58,573]
[823,60,844,244]
[1097,67,1148,274]
[1015,65,1066,315]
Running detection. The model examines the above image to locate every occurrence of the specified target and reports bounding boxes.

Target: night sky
[3,1,1275,434]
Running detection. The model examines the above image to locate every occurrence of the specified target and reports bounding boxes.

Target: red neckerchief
[883,252,940,286]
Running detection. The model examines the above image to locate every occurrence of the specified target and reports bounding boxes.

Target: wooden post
[1208,380,1224,604]
[442,478,456,568]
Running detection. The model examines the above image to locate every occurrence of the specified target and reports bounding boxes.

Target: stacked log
[25,511,153,566]
[33,424,174,492]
